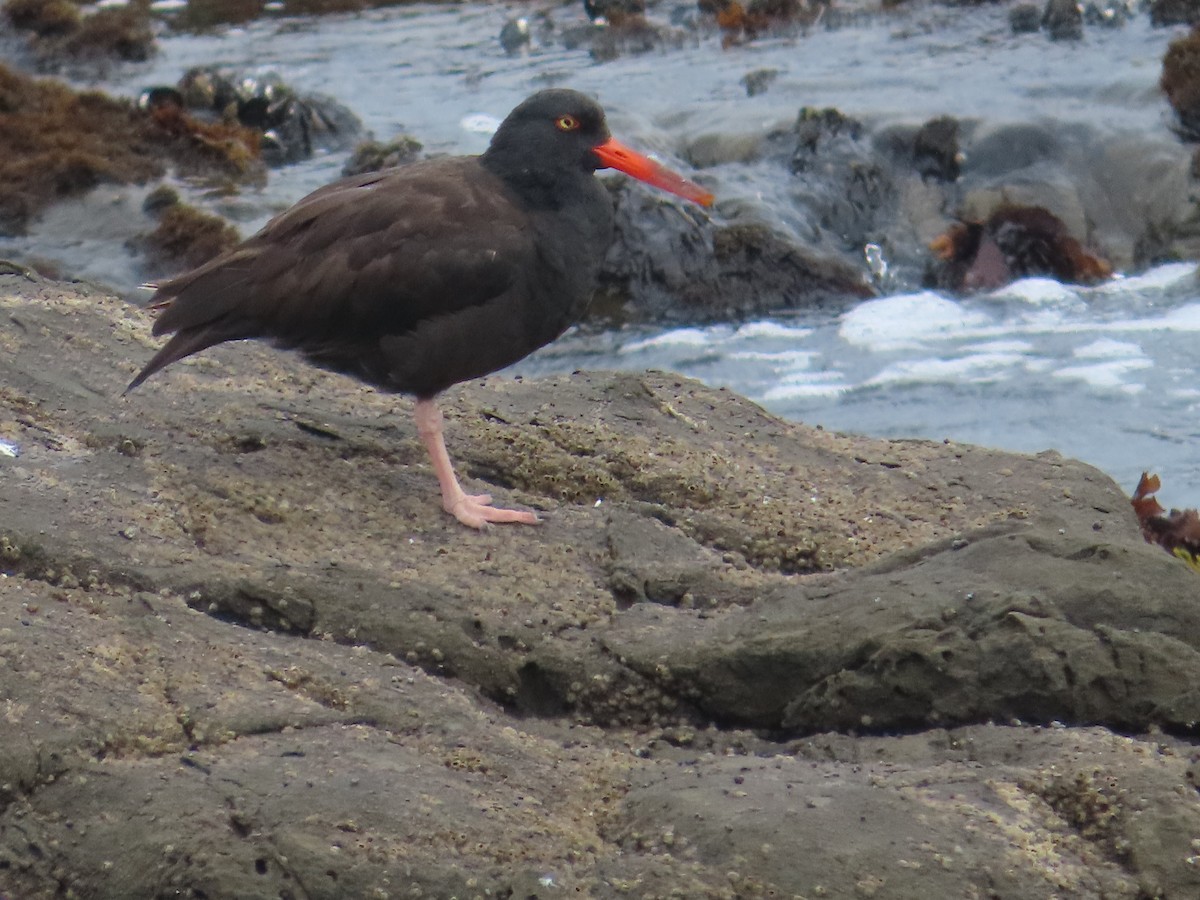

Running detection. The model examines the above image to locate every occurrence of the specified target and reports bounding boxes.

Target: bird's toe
[446,494,538,528]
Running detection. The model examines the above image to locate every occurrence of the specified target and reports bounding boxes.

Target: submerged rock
[739,66,780,96]
[498,15,531,53]
[1151,0,1200,27]
[1010,2,1042,32]
[585,0,646,24]
[1042,0,1084,40]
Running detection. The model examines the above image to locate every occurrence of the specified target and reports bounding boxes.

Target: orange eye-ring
[555,115,580,132]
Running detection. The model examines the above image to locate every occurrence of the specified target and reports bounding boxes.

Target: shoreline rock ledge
[2,277,1200,898]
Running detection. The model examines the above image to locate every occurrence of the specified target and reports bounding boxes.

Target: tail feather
[124,327,234,395]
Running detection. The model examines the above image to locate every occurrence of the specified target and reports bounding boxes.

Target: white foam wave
[1088,262,1198,295]
[727,349,821,366]
[1071,338,1145,360]
[839,292,990,351]
[460,114,502,135]
[761,375,848,401]
[733,321,813,340]
[864,351,1030,386]
[1053,358,1152,391]
[961,339,1036,354]
[990,277,1079,305]
[619,327,722,354]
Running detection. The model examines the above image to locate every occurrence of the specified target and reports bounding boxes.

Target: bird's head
[485,89,713,207]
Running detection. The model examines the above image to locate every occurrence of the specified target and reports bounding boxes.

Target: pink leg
[414,398,538,529]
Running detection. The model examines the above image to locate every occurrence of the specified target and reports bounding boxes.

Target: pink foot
[444,491,539,529]
[415,398,538,529]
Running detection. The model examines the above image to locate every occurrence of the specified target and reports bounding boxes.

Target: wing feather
[143,157,534,368]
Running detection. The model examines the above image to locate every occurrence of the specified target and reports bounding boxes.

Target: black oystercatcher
[126,89,713,528]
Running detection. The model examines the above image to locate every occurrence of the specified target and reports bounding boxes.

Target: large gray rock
[2,278,1199,898]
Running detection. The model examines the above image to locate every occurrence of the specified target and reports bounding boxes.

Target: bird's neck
[481,153,595,211]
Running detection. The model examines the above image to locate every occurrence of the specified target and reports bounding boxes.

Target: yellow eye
[555,115,580,132]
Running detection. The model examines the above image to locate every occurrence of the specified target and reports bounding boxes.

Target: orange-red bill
[593,138,714,207]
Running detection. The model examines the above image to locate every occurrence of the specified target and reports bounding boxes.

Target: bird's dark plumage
[127,89,712,527]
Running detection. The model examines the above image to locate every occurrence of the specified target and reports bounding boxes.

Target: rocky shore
[2,277,1200,898]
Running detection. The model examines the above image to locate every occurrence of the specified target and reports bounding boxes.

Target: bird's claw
[445,492,539,529]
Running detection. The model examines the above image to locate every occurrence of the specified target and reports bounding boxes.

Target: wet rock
[1151,0,1200,27]
[782,107,913,269]
[169,0,403,30]
[138,197,242,273]
[145,66,365,166]
[928,205,1112,292]
[589,14,683,61]
[701,0,816,45]
[740,66,779,96]
[340,135,424,177]
[3,0,156,61]
[0,66,163,235]
[2,0,79,36]
[1009,2,1042,32]
[679,103,1200,308]
[959,120,1063,174]
[789,106,863,168]
[1162,26,1200,141]
[214,68,359,163]
[789,108,884,220]
[683,129,765,167]
[585,0,646,24]
[673,105,1200,306]
[707,220,874,309]
[170,0,267,29]
[598,182,871,323]
[140,91,265,178]
[1083,0,1131,27]
[933,120,1199,274]
[498,15,531,54]
[1042,0,1084,40]
[912,115,962,182]
[4,280,1200,896]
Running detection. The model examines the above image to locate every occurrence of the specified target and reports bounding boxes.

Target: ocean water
[514,263,1200,507]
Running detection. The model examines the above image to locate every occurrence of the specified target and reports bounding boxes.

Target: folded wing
[127,158,535,395]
